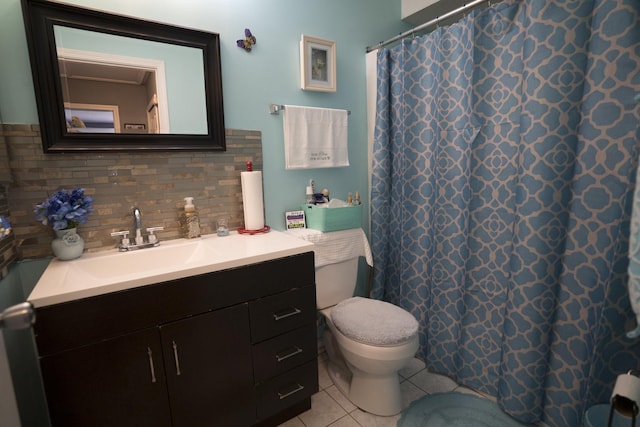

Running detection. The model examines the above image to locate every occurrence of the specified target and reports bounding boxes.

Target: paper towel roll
[611,373,640,417]
[241,170,265,230]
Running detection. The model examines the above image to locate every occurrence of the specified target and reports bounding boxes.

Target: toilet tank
[315,257,359,309]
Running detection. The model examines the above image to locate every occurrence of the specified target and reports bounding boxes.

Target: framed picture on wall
[300,35,336,92]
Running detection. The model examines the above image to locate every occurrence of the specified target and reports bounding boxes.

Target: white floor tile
[399,357,426,379]
[325,384,358,413]
[328,415,362,427]
[277,416,306,427]
[350,408,400,427]
[298,391,348,427]
[400,379,427,409]
[317,357,333,390]
[408,369,458,394]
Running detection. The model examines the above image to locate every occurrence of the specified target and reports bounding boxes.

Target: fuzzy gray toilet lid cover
[331,297,419,346]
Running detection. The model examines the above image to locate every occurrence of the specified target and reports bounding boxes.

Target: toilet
[287,227,420,415]
[316,256,419,416]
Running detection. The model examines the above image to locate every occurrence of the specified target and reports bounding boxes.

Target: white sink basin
[29,231,314,307]
[69,239,212,279]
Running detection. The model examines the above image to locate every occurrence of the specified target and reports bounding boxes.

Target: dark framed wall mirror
[21,0,226,152]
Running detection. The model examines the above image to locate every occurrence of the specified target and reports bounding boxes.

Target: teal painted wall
[0,0,410,230]
[0,259,51,427]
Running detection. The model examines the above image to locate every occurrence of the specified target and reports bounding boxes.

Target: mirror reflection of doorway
[147,95,160,134]
[57,48,169,134]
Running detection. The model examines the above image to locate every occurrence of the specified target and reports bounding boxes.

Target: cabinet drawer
[252,324,317,383]
[255,361,318,422]
[249,286,316,343]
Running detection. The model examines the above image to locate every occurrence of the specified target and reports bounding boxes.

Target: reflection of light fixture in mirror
[57,48,170,134]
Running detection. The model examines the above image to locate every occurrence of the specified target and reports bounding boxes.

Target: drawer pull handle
[147,347,156,383]
[172,341,182,376]
[273,307,302,321]
[276,346,303,362]
[278,383,305,400]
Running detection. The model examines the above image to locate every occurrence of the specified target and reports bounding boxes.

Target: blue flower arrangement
[34,188,94,231]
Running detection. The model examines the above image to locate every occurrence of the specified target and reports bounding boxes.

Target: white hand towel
[283,105,349,170]
[285,228,373,268]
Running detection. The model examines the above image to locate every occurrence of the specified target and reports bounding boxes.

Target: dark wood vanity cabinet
[39,327,173,427]
[160,305,255,427]
[32,252,317,427]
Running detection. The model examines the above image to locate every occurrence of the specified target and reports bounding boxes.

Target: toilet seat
[330,297,418,346]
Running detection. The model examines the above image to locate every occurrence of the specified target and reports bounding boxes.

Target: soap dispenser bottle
[180,197,201,238]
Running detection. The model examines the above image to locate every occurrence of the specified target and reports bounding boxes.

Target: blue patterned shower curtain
[371,1,640,426]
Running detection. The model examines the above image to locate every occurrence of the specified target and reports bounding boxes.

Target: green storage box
[302,203,362,232]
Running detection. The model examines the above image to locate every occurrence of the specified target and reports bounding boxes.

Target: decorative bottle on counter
[179,197,201,238]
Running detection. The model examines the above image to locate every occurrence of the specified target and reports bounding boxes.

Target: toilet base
[326,359,403,416]
[324,328,404,417]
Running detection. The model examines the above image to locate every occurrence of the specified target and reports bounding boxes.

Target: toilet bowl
[320,299,419,416]
[287,228,419,416]
[315,248,418,416]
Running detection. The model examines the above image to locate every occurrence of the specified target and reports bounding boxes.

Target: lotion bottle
[180,197,201,238]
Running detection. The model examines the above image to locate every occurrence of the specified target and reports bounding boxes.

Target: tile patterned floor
[278,353,489,427]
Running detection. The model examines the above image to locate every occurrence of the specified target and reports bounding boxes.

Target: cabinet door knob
[275,346,303,363]
[273,307,302,321]
[147,347,157,383]
[172,341,182,376]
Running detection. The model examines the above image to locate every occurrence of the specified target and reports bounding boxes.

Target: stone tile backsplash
[3,124,263,260]
[0,124,17,279]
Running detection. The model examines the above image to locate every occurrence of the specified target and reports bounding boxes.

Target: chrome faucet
[110,207,164,251]
[133,207,143,245]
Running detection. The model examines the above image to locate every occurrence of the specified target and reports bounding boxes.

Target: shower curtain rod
[366,0,490,53]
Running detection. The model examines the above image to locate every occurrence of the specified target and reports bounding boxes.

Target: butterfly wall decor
[237,28,256,52]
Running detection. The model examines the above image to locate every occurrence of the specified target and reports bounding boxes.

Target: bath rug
[398,392,532,427]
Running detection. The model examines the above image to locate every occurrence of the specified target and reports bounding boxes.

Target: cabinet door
[160,303,254,427]
[39,328,171,427]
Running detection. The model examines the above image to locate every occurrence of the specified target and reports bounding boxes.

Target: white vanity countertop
[28,230,314,308]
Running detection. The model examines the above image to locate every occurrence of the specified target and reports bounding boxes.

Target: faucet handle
[146,227,164,244]
[110,230,130,248]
